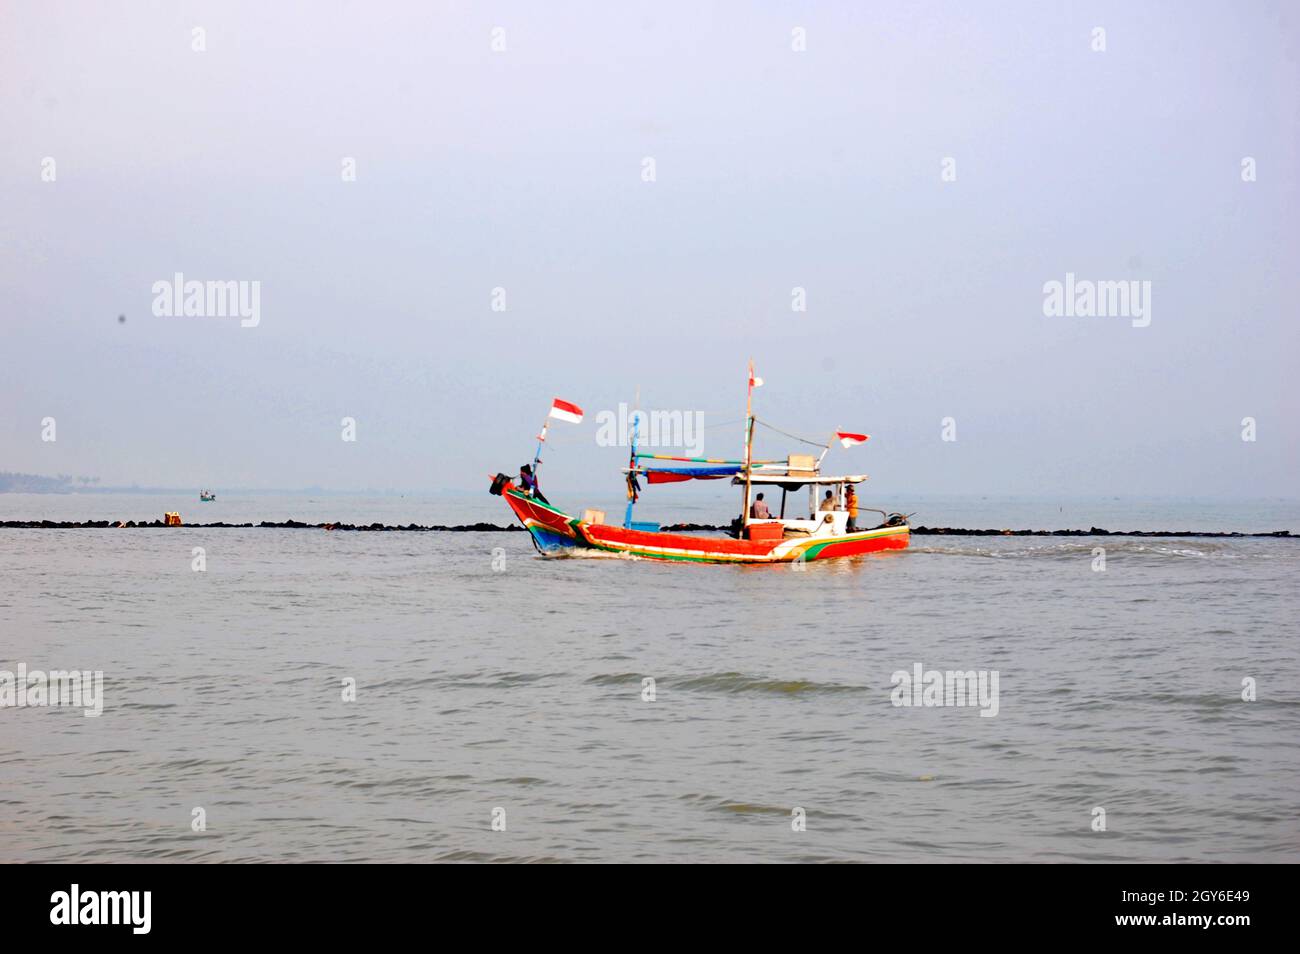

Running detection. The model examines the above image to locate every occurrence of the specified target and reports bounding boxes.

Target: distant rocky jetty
[911,526,1292,538]
[0,519,1292,537]
[661,524,1292,538]
[0,519,524,531]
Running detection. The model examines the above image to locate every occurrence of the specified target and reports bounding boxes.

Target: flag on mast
[548,398,584,424]
[836,431,869,448]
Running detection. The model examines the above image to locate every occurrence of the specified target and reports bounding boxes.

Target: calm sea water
[2,493,1298,862]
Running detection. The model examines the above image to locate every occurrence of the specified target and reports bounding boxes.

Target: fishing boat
[489,364,910,564]
[199,490,216,502]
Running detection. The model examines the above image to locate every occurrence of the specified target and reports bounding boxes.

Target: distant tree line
[0,472,101,493]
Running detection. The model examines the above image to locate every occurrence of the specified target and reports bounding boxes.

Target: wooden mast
[623,387,640,529]
[742,359,754,529]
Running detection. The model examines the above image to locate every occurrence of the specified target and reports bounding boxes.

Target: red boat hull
[499,486,908,563]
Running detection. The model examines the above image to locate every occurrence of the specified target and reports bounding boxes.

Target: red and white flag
[836,431,869,448]
[548,398,584,424]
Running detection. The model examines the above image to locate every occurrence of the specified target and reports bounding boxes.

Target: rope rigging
[751,416,830,449]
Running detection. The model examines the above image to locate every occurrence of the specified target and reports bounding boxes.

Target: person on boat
[819,490,837,512]
[750,493,771,520]
[519,464,549,504]
[845,485,858,532]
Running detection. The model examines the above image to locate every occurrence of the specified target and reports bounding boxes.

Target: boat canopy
[631,464,743,484]
[742,473,867,485]
[626,464,866,487]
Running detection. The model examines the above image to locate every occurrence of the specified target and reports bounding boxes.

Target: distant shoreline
[0,487,436,497]
[0,519,1292,538]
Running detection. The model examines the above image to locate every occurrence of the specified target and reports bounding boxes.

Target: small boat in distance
[489,363,910,564]
[199,490,216,502]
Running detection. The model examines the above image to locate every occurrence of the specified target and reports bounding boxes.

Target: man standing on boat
[519,464,549,504]
[751,493,771,519]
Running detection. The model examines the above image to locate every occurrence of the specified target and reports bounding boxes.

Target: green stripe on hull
[580,525,910,564]
[800,526,910,560]
[505,489,572,518]
[585,542,726,563]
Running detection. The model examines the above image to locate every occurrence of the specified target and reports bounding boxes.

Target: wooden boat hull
[501,488,908,563]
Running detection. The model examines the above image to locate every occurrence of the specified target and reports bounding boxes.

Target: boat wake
[541,548,645,561]
[585,670,868,695]
[912,540,1259,560]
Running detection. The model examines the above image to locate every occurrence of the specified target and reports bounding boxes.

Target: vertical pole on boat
[623,388,640,529]
[532,418,549,479]
[741,359,755,527]
[817,432,834,471]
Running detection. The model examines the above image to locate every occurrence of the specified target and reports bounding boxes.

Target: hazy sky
[2,1,1297,497]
